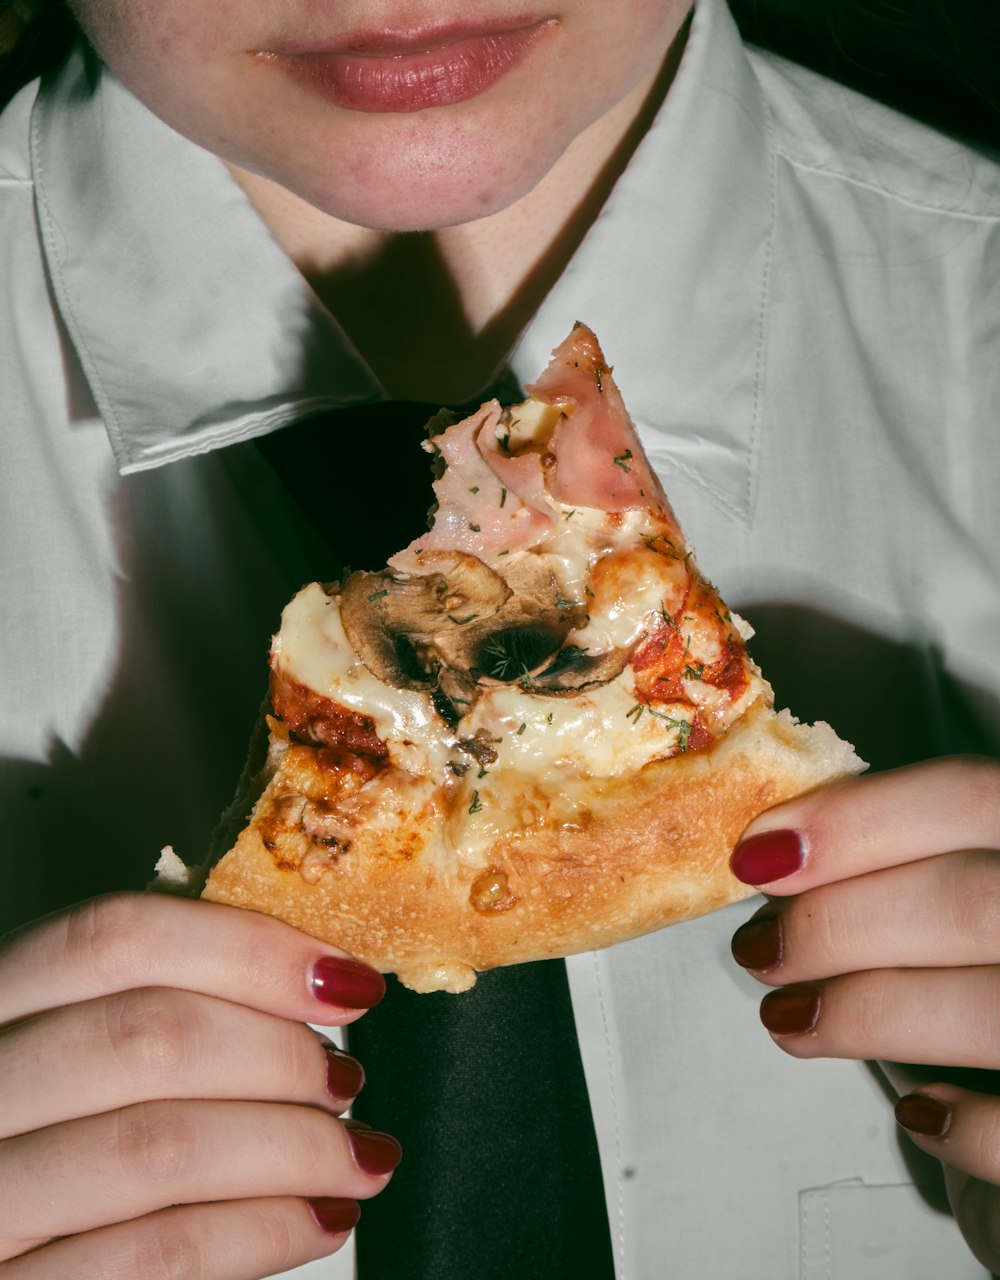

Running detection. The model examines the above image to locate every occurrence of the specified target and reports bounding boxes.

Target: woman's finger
[731,847,1000,985]
[0,987,365,1140]
[730,756,1000,894]
[0,1099,400,1260]
[755,967,1000,1070]
[895,1084,1000,1193]
[1,1196,359,1280]
[0,893,386,1028]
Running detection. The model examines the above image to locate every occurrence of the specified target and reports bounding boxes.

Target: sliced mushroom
[340,552,513,689]
[468,553,588,685]
[470,622,569,683]
[526,644,631,695]
[339,570,434,690]
[500,553,588,632]
[339,547,622,707]
[384,551,512,635]
[456,729,502,767]
[435,666,479,719]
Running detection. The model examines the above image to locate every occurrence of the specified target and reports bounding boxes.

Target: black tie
[255,402,616,1280]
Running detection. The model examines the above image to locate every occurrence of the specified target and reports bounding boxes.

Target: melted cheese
[273,583,454,777]
[567,543,690,652]
[503,398,564,450]
[462,672,689,779]
[528,506,657,602]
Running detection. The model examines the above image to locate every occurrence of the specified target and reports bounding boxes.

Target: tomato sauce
[270,670,389,761]
[628,576,751,752]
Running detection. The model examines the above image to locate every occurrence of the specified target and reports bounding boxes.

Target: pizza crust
[203,698,862,992]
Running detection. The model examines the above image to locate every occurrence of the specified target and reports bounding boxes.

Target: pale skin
[0,894,396,1275]
[4,0,1000,1273]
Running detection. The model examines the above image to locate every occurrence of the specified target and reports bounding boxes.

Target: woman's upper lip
[259,16,549,57]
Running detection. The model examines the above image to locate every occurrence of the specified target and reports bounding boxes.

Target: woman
[2,0,999,1275]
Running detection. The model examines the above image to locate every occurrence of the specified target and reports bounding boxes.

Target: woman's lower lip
[258,21,554,113]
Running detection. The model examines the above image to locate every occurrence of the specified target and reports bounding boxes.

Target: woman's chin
[232,135,557,232]
[281,176,537,233]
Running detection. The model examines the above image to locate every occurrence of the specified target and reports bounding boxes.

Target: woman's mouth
[254,17,555,113]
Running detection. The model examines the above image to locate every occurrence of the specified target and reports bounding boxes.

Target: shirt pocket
[799,1179,989,1279]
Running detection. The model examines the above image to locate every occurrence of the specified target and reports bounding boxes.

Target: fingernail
[731,829,805,885]
[310,956,386,1009]
[731,913,783,971]
[895,1093,953,1138]
[308,1197,361,1235]
[324,1045,366,1100]
[348,1127,403,1176]
[759,985,821,1035]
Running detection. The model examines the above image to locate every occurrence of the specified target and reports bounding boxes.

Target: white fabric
[2,0,999,1274]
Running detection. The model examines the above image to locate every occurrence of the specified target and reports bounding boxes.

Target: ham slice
[389,401,556,571]
[476,423,553,520]
[389,324,668,575]
[529,324,667,513]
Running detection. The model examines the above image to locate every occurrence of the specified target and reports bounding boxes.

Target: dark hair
[0,0,77,109]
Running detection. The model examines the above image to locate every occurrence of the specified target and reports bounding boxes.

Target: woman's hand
[729,756,1000,1270]
[0,892,398,1278]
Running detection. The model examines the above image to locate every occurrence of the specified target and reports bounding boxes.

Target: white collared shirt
[2,0,999,1274]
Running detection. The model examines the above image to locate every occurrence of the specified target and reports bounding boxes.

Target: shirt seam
[745,87,778,527]
[775,145,1000,222]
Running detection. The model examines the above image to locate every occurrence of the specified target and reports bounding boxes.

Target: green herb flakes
[646,705,693,750]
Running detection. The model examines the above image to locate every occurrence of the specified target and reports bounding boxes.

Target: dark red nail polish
[731,914,783,971]
[759,985,821,1035]
[348,1127,403,1176]
[895,1094,952,1138]
[308,1197,361,1235]
[731,829,804,885]
[324,1046,366,1100]
[310,956,386,1009]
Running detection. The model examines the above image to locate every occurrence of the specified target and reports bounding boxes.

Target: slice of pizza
[202,324,862,992]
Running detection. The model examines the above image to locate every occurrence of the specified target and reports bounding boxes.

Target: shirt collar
[32,0,773,520]
[31,44,383,475]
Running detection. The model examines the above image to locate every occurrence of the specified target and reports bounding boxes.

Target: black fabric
[254,404,615,1279]
[254,401,446,573]
[350,965,616,1280]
